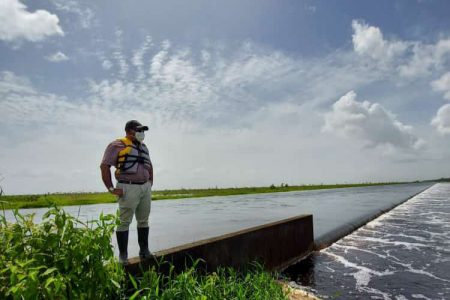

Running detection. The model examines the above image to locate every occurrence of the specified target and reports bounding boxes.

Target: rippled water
[285,183,450,300]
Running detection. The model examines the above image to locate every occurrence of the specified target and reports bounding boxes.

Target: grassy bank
[0,207,288,299]
[0,182,411,210]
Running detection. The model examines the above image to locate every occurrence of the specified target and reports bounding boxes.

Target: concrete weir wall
[125,214,314,275]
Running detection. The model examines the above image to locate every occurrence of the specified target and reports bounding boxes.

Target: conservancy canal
[4,182,446,299]
[3,183,430,256]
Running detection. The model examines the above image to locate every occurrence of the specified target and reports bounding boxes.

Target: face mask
[135,131,145,142]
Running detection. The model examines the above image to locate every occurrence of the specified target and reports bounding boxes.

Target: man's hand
[111,188,124,197]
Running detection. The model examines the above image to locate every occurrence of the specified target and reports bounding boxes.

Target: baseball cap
[125,120,149,132]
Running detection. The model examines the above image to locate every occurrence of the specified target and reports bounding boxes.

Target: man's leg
[135,182,152,258]
[116,183,139,264]
[115,230,129,265]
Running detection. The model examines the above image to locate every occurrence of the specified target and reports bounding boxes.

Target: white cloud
[351,19,450,78]
[322,91,424,152]
[102,60,113,70]
[431,72,450,100]
[0,0,64,42]
[45,51,69,62]
[351,20,407,65]
[431,104,450,135]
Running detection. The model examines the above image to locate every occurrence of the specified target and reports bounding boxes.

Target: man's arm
[100,164,123,196]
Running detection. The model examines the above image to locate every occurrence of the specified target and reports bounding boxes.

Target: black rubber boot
[137,227,152,259]
[116,230,129,265]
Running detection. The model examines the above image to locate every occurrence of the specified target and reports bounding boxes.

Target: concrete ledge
[125,214,314,275]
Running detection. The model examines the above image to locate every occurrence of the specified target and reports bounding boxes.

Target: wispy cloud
[90,39,385,130]
[0,38,389,193]
[112,29,130,79]
[45,51,69,62]
[50,0,95,29]
[132,35,153,82]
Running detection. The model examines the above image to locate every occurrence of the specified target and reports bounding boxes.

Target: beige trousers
[116,181,152,231]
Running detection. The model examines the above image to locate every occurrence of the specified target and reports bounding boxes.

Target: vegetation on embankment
[0,181,414,209]
[0,207,288,299]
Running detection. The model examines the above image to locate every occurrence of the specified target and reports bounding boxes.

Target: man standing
[100,120,153,264]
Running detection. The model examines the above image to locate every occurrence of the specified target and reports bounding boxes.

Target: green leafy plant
[0,207,124,299]
[0,207,288,299]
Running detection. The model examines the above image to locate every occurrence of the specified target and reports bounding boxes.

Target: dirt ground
[279,281,321,300]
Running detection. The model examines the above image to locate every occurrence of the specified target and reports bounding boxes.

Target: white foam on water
[380,233,429,243]
[333,244,389,260]
[365,210,395,228]
[311,183,450,299]
[323,251,394,289]
[411,294,432,300]
[333,244,444,276]
[345,236,427,250]
[324,265,335,273]
[359,286,392,300]
[353,269,371,286]
[406,268,450,283]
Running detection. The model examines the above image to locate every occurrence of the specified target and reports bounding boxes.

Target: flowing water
[285,183,450,300]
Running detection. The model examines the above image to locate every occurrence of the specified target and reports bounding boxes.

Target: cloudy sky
[1,0,450,195]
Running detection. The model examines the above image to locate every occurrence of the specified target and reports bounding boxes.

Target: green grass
[0,207,288,299]
[1,182,412,210]
[127,262,288,300]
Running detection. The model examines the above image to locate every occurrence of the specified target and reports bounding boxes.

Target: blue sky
[1,0,450,194]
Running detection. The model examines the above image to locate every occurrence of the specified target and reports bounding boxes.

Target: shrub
[0,207,124,299]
